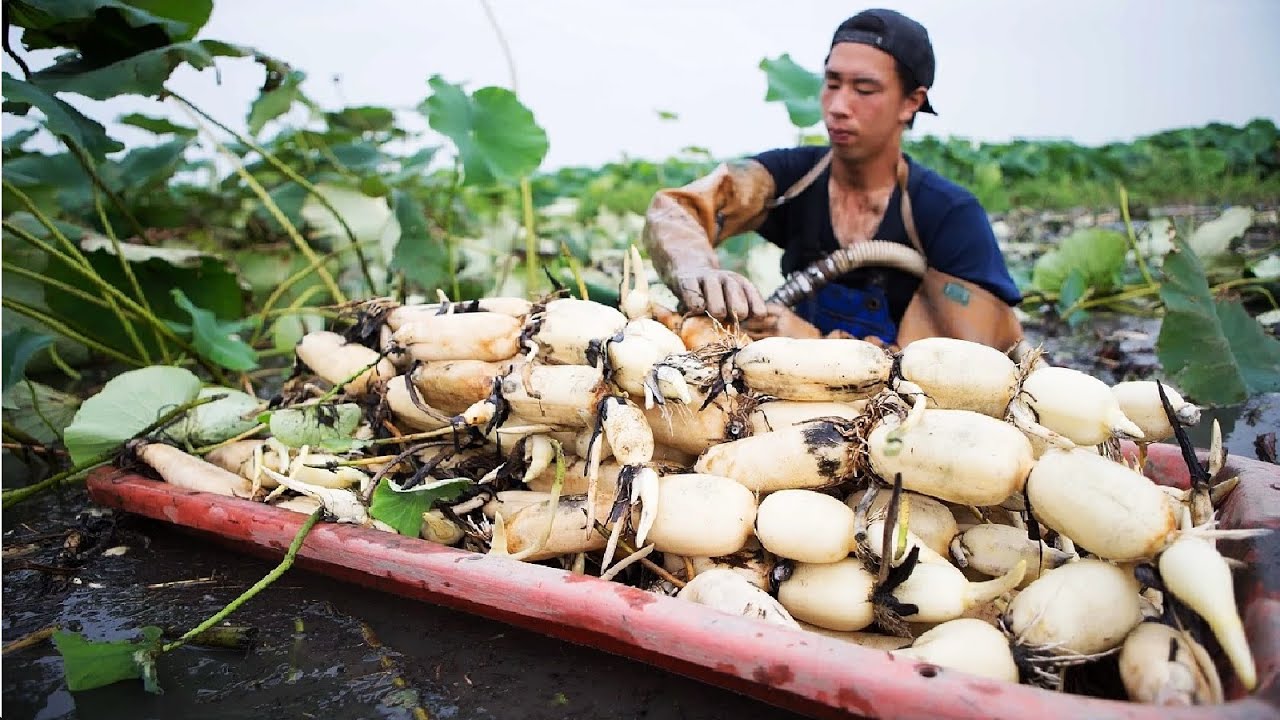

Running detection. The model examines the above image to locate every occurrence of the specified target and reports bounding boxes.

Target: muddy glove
[642,161,777,321]
[672,268,767,321]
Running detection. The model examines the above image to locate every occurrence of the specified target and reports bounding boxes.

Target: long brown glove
[642,160,777,321]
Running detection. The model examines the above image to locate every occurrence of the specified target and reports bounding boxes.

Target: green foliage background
[2,1,1278,409]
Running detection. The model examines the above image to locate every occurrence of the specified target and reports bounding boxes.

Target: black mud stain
[801,421,844,449]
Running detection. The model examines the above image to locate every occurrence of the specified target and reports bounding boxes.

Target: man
[641,9,1024,351]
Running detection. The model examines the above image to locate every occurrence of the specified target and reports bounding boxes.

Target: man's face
[821,43,920,162]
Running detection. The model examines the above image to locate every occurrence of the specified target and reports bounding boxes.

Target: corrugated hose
[766,240,928,307]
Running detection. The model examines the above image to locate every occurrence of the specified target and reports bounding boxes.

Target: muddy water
[1022,314,1280,457]
[3,494,805,720]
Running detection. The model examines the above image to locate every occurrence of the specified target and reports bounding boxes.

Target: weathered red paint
[85,443,1280,720]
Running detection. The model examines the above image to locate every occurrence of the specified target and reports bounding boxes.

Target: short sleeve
[748,146,828,251]
[750,146,826,194]
[924,199,1023,305]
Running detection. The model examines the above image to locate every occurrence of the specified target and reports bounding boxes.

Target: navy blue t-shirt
[749,146,1022,325]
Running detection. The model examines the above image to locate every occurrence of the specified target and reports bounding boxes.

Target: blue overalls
[792,282,897,345]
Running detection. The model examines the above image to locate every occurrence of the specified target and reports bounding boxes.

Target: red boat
[86,443,1279,720]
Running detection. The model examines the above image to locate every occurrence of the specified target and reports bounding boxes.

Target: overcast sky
[4,0,1279,169]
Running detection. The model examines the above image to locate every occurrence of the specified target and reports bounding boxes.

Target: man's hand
[673,269,769,321]
[742,302,823,340]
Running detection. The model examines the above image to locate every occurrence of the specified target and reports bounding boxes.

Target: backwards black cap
[830,9,937,115]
